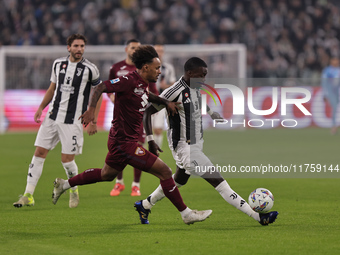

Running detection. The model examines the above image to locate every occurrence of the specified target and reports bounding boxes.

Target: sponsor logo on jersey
[120,65,126,69]
[60,84,75,93]
[134,87,145,95]
[110,78,120,84]
[135,147,146,156]
[60,69,66,74]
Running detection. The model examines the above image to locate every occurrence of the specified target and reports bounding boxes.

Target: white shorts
[171,140,213,177]
[34,117,84,155]
[152,108,166,129]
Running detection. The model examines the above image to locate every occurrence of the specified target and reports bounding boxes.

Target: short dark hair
[67,34,87,46]
[125,39,140,45]
[132,45,159,69]
[184,57,207,71]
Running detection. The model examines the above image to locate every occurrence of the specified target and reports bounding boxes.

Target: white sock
[62,160,78,191]
[215,180,260,222]
[142,174,182,210]
[143,185,164,209]
[63,180,71,190]
[154,134,163,149]
[24,156,45,195]
[132,181,140,188]
[116,179,124,185]
[179,207,192,217]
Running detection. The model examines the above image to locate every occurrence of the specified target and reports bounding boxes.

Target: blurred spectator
[1,0,340,80]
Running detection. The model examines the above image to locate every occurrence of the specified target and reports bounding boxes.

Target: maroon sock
[161,178,187,212]
[68,168,103,187]
[133,168,142,182]
[117,171,123,180]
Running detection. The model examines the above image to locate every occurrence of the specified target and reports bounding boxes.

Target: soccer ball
[248,188,274,213]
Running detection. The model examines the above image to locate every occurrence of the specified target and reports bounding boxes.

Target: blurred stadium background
[1,0,339,132]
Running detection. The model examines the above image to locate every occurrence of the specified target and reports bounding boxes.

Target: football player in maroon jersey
[52,45,212,225]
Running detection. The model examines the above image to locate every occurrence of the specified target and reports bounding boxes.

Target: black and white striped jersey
[155,77,203,150]
[48,56,101,124]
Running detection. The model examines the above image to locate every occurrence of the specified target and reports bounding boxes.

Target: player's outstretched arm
[80,82,106,127]
[34,82,56,123]
[86,94,103,136]
[148,92,180,116]
[143,104,163,156]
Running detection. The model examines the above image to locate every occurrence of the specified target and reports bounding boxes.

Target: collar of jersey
[67,55,85,64]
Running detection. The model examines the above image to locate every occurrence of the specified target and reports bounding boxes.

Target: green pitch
[0,128,339,255]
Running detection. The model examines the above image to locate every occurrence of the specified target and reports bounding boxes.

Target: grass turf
[0,128,339,255]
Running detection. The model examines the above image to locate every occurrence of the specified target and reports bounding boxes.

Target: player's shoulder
[53,56,68,64]
[111,59,126,68]
[81,58,99,69]
[110,70,134,83]
[161,78,185,99]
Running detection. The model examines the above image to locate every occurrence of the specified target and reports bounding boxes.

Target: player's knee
[34,146,49,158]
[204,177,224,188]
[149,158,172,180]
[174,168,190,185]
[101,165,119,181]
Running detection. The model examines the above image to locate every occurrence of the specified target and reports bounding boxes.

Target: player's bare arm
[148,92,180,116]
[87,94,103,136]
[143,104,162,156]
[79,82,106,127]
[34,82,56,123]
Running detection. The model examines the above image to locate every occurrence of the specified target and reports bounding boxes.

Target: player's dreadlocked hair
[184,57,207,71]
[67,34,87,46]
[132,45,159,69]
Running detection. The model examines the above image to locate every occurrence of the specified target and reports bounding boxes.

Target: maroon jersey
[104,71,150,141]
[109,60,135,80]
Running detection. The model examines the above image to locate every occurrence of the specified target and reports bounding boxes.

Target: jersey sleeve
[50,60,58,83]
[104,76,130,93]
[90,64,102,86]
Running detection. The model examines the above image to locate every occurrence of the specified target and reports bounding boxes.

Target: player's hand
[34,108,43,123]
[210,111,223,120]
[87,122,98,136]
[79,108,95,127]
[148,140,163,156]
[166,101,181,116]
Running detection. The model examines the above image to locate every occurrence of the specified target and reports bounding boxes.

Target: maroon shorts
[105,138,157,172]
